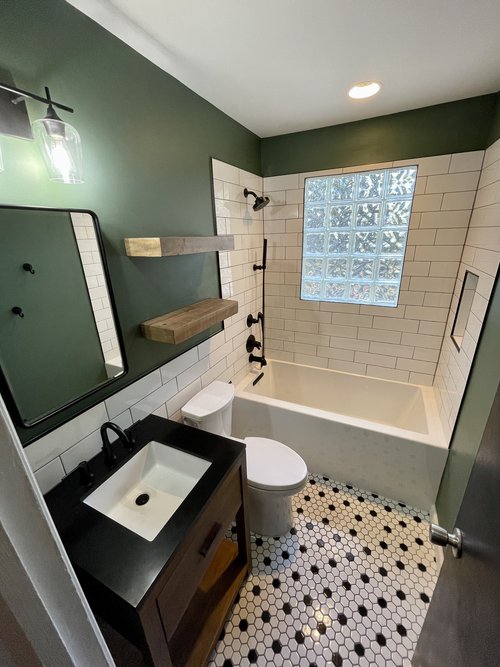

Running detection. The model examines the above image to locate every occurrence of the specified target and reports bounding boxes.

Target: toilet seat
[244,436,308,492]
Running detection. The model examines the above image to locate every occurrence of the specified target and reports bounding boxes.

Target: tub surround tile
[210,475,438,667]
[263,151,480,393]
[433,137,500,441]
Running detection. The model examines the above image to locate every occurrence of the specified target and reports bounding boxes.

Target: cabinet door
[157,469,242,640]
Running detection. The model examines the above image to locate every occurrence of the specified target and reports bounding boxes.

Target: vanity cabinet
[44,416,251,667]
[141,464,249,666]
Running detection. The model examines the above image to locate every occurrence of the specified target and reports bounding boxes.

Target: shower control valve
[246,312,264,327]
[246,334,262,353]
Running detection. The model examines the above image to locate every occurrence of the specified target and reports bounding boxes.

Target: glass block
[355,203,381,227]
[381,230,406,254]
[325,282,346,300]
[327,258,348,279]
[304,233,325,254]
[387,168,417,197]
[303,258,324,278]
[378,258,403,280]
[358,171,384,199]
[305,177,328,203]
[351,258,374,279]
[304,206,326,229]
[354,231,377,254]
[374,284,399,304]
[302,281,322,298]
[328,231,350,254]
[330,175,355,201]
[329,205,353,227]
[349,283,372,302]
[383,200,412,226]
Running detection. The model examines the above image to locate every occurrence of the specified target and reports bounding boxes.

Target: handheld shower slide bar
[248,238,268,369]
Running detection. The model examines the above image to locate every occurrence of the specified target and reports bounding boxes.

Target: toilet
[181,381,308,536]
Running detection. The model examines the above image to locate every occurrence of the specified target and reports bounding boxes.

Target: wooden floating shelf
[124,235,234,257]
[141,298,238,345]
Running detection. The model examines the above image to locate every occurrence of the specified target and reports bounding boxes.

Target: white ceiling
[68,0,500,138]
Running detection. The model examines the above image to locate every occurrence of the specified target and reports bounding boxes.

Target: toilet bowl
[181,381,308,536]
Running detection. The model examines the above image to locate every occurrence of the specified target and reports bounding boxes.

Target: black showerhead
[244,187,270,211]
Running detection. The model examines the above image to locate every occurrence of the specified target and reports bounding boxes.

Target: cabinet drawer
[157,468,242,640]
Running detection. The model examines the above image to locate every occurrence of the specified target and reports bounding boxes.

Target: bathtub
[233,360,448,511]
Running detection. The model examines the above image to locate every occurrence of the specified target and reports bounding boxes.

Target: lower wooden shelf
[141,298,238,344]
[168,539,247,667]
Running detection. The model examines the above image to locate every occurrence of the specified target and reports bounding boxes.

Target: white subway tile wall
[434,138,500,440]
[262,152,483,388]
[29,160,263,493]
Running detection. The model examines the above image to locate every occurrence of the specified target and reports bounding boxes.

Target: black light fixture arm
[0,81,74,114]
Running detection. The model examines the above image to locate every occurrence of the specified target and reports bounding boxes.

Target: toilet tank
[181,381,234,437]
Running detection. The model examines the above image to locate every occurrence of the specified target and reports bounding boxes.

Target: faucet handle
[77,461,95,488]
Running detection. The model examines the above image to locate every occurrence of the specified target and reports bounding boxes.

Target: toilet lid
[244,437,308,492]
[181,381,234,420]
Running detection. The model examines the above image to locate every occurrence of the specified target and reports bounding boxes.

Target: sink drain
[135,493,150,506]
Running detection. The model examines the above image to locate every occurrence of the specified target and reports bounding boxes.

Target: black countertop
[44,415,245,609]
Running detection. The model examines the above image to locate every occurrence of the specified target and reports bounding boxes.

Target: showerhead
[244,187,270,211]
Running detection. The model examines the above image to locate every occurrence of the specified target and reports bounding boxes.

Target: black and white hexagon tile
[209,474,437,667]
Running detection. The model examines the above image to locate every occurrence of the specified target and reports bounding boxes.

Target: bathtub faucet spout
[249,353,267,368]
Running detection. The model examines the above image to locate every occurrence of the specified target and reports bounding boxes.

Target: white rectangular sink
[84,441,211,541]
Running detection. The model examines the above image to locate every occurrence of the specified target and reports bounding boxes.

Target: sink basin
[84,441,212,541]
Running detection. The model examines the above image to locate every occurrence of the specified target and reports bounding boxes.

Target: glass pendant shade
[32,112,83,184]
[0,145,4,172]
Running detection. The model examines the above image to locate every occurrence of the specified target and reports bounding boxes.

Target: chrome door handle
[429,523,463,558]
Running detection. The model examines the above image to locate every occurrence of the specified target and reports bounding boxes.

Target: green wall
[261,95,498,176]
[436,275,500,529]
[0,0,260,444]
[488,91,500,144]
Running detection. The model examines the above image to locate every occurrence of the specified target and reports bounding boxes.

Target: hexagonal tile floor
[209,473,438,667]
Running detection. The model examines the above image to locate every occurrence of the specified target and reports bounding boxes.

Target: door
[413,382,500,666]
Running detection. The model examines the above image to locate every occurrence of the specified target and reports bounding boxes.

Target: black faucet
[100,421,135,467]
[249,353,267,367]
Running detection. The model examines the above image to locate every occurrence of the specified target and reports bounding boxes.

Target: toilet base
[247,485,295,537]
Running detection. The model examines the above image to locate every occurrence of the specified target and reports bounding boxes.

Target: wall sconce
[0,77,83,184]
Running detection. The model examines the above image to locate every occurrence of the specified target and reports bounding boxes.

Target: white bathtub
[233,360,448,511]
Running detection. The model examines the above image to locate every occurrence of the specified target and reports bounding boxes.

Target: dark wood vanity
[45,416,250,667]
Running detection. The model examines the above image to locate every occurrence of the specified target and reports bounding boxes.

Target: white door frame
[0,394,114,666]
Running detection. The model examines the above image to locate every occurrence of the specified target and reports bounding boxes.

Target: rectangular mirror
[0,206,126,426]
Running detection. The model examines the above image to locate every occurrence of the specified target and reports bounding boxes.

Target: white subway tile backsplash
[105,371,162,419]
[130,378,178,421]
[60,429,104,475]
[26,403,109,471]
[34,458,65,494]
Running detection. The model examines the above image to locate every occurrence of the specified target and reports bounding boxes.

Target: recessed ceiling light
[348,81,382,100]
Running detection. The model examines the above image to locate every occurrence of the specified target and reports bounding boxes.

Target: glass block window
[301,166,417,306]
